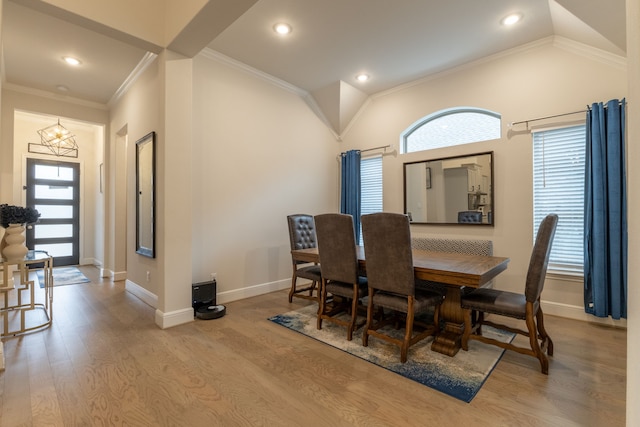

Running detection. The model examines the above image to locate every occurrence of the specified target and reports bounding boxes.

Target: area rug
[37,266,91,287]
[269,304,514,402]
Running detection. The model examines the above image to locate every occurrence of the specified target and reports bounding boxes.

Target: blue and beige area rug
[269,304,513,402]
[37,266,91,287]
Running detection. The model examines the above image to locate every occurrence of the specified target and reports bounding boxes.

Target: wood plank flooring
[0,266,626,426]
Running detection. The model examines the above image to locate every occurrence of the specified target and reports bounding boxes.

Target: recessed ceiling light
[356,73,369,82]
[273,23,292,35]
[62,56,81,66]
[501,13,523,26]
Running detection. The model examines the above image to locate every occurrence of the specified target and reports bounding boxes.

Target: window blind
[359,155,383,245]
[532,124,586,275]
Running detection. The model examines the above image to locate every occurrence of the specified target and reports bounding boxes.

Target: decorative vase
[1,223,28,261]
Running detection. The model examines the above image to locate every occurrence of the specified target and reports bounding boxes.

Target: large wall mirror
[136,131,156,257]
[404,151,494,225]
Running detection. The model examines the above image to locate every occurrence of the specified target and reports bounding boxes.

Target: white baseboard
[543,300,627,328]
[155,308,194,329]
[216,278,290,304]
[124,280,194,328]
[125,279,158,308]
[112,271,127,282]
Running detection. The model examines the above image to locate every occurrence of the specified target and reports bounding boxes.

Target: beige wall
[0,89,108,264]
[191,54,337,301]
[626,0,639,424]
[109,54,163,303]
[11,110,104,265]
[340,38,627,324]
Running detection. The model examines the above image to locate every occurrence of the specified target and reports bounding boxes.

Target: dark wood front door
[25,158,80,266]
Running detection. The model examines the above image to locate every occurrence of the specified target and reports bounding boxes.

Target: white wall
[0,90,108,265]
[191,54,337,302]
[11,110,104,265]
[626,0,639,424]
[109,54,163,299]
[340,38,627,323]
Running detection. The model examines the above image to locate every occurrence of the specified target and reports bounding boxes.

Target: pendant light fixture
[37,119,78,157]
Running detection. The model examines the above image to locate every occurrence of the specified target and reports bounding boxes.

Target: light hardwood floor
[0,266,626,426]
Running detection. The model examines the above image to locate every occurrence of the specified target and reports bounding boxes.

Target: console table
[1,250,54,337]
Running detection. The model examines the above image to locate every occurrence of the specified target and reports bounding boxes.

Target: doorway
[25,158,80,266]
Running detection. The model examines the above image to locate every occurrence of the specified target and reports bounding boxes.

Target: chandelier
[37,119,78,157]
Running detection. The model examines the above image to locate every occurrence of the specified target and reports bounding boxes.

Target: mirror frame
[403,151,494,226]
[135,131,156,257]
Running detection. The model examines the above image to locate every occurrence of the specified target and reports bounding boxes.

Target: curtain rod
[360,144,391,153]
[340,144,391,155]
[337,144,393,161]
[508,110,586,128]
[510,101,625,128]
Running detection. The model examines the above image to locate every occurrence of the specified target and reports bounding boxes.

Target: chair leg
[400,305,415,363]
[317,279,327,330]
[308,280,317,298]
[288,274,297,303]
[525,305,549,375]
[536,306,554,356]
[362,288,374,347]
[346,290,359,341]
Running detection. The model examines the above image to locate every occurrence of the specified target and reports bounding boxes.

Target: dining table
[291,246,510,356]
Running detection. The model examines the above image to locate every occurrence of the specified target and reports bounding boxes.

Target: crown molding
[552,35,627,70]
[2,82,109,110]
[373,35,627,101]
[199,48,343,140]
[108,52,159,107]
[372,37,556,100]
[199,48,308,98]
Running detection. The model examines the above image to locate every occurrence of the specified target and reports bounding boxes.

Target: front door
[25,158,80,266]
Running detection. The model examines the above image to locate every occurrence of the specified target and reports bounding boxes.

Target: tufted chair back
[286,214,322,303]
[287,214,318,262]
[457,211,483,223]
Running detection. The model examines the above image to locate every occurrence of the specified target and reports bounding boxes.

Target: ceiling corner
[311,81,369,135]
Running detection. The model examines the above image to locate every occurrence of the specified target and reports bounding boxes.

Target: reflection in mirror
[404,151,493,225]
[136,131,155,257]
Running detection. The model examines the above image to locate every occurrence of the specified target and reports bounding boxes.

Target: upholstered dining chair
[287,214,322,303]
[361,212,445,363]
[457,211,483,223]
[314,213,368,341]
[460,213,558,374]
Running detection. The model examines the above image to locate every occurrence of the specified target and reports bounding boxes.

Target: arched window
[401,107,501,153]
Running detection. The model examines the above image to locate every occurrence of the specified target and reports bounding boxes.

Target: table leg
[431,285,465,356]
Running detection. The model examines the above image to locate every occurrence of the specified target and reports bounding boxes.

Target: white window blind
[360,155,383,244]
[532,124,586,275]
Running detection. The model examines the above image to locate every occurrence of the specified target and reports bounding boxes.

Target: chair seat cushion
[373,288,443,313]
[461,288,539,319]
[326,276,368,299]
[296,264,322,281]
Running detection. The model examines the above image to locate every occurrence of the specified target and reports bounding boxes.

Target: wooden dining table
[291,246,510,356]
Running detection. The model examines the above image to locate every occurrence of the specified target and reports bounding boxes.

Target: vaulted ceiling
[2,0,626,136]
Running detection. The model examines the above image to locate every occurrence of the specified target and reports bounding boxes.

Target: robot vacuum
[195,304,226,320]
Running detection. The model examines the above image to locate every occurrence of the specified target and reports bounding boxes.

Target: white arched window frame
[401,107,501,154]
